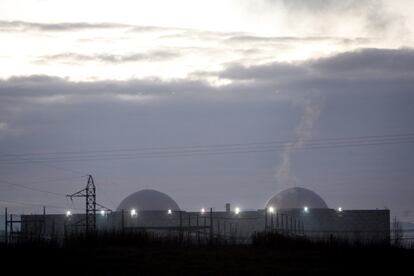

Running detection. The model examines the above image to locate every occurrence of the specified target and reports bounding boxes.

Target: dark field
[1,232,413,275]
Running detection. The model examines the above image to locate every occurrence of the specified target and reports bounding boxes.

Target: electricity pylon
[66,175,97,232]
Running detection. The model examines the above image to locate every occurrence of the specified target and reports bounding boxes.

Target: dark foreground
[1,232,413,275]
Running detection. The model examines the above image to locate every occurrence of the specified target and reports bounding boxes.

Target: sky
[0,0,414,222]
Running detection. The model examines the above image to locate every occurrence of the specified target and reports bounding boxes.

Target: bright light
[303,206,309,213]
[268,206,275,214]
[338,207,343,212]
[201,208,205,214]
[66,210,71,217]
[101,210,106,216]
[235,207,241,215]
[167,209,172,215]
[130,209,137,217]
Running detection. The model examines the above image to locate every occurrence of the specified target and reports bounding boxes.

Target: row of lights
[266,206,343,213]
[66,210,108,217]
[66,206,344,217]
[128,207,242,217]
[131,208,173,217]
[65,208,204,218]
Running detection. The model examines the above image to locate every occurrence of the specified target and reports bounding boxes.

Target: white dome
[117,189,180,211]
[265,187,328,209]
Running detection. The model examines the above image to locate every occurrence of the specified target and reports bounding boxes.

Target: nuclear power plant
[18,177,390,244]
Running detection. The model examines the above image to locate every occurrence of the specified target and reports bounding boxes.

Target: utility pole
[187,213,191,241]
[179,211,183,243]
[203,216,207,241]
[121,209,125,233]
[276,213,279,231]
[196,214,200,243]
[6,212,21,242]
[217,219,221,241]
[43,206,46,237]
[4,208,7,244]
[209,208,213,244]
[270,212,274,231]
[9,214,13,241]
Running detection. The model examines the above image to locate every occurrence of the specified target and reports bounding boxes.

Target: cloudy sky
[0,0,414,222]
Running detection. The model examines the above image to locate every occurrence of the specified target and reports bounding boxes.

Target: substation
[5,175,390,244]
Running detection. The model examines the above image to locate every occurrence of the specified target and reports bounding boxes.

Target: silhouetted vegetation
[1,231,413,275]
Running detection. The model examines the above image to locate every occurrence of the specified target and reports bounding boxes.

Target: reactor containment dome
[117,189,180,211]
[265,187,328,210]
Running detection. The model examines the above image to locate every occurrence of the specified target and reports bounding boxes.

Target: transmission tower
[67,175,96,232]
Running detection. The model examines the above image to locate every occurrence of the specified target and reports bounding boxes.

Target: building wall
[271,208,390,242]
[20,208,390,243]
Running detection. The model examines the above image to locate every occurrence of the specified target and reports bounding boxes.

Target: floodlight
[235,207,241,215]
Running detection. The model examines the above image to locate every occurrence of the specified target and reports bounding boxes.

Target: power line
[0,198,83,211]
[2,132,414,158]
[2,139,413,163]
[0,133,413,163]
[0,177,113,213]
[0,154,87,203]
[3,175,81,186]
[0,179,66,197]
[0,151,87,175]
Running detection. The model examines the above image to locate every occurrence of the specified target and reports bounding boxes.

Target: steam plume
[275,93,324,191]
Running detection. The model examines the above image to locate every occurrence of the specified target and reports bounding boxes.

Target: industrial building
[19,186,390,244]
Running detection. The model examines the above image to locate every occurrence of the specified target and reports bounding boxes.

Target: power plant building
[19,187,390,243]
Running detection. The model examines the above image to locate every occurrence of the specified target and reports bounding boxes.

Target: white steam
[275,93,324,191]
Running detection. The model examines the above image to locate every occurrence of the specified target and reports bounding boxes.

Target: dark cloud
[226,35,371,44]
[219,48,414,82]
[36,50,180,64]
[3,48,412,102]
[0,20,225,36]
[0,75,214,104]
[158,28,242,41]
[3,48,414,105]
[220,62,307,81]
[0,48,413,219]
[0,20,130,32]
[129,25,186,33]
[0,20,186,34]
[310,48,414,73]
